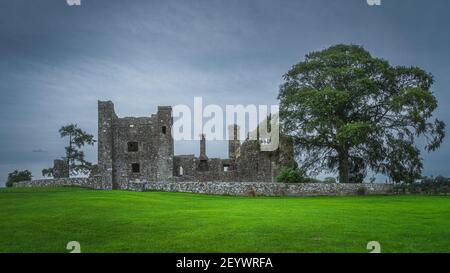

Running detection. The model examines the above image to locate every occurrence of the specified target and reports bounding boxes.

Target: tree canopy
[42,124,95,177]
[278,44,445,183]
[6,170,32,187]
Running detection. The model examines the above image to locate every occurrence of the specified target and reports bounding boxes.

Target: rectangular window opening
[128,142,138,152]
[131,163,140,173]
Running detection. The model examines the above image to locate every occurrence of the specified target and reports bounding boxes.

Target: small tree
[6,170,32,187]
[42,124,96,177]
[41,167,54,177]
[324,177,336,183]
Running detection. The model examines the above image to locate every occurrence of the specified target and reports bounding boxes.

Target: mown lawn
[0,187,449,253]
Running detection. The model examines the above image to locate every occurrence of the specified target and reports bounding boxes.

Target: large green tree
[278,44,445,183]
[42,124,96,177]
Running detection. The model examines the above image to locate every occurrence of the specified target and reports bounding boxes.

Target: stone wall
[172,137,296,183]
[128,181,393,197]
[173,155,237,182]
[13,177,111,190]
[14,178,393,197]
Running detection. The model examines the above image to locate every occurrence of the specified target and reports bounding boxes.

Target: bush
[356,186,367,196]
[394,176,450,195]
[276,168,303,183]
[302,177,323,183]
[324,177,336,184]
[276,168,320,183]
[6,170,32,188]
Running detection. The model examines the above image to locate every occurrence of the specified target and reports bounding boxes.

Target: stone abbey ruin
[17,100,393,196]
[53,101,296,189]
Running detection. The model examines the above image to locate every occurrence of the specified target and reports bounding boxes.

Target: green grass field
[0,187,449,253]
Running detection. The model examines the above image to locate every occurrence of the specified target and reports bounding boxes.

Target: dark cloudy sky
[1,0,449,186]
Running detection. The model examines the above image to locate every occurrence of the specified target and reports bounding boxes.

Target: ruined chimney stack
[228,124,240,170]
[197,133,209,171]
[199,133,207,160]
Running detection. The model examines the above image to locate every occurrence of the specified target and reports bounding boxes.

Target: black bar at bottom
[0,253,446,272]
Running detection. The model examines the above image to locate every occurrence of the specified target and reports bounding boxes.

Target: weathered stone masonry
[129,181,393,196]
[95,101,295,189]
[97,101,173,189]
[14,179,393,196]
[14,177,111,190]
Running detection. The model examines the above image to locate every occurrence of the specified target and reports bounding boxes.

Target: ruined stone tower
[53,159,69,178]
[98,101,116,187]
[97,101,173,189]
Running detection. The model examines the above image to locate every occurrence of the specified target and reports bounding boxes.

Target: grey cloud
[1,0,449,186]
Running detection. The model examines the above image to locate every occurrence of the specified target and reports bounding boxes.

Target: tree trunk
[68,134,72,176]
[338,149,350,183]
